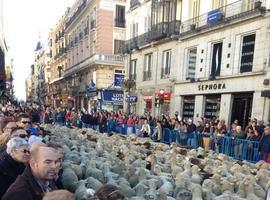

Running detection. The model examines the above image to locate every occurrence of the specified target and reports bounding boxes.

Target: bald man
[2,146,59,200]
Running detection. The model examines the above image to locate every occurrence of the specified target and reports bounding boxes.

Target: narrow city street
[0,0,270,199]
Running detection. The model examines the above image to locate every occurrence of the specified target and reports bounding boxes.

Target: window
[58,66,63,78]
[115,5,125,27]
[210,42,223,79]
[240,34,256,73]
[114,40,125,54]
[242,0,255,11]
[129,59,137,80]
[186,48,197,80]
[130,22,138,38]
[143,54,152,81]
[189,0,200,21]
[161,50,171,79]
[212,0,226,9]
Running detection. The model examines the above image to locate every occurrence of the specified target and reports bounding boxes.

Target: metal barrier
[105,121,260,163]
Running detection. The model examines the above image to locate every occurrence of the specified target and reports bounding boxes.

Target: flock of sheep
[44,125,270,200]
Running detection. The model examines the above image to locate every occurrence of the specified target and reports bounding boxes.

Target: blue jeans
[82,123,89,128]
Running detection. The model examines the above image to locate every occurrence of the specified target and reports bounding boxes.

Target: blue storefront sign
[114,74,125,87]
[207,9,222,25]
[101,90,124,105]
[125,96,137,103]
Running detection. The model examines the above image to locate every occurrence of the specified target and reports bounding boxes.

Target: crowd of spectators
[0,102,125,200]
[0,101,270,199]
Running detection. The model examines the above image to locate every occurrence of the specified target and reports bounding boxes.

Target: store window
[240,33,256,73]
[186,48,197,80]
[210,42,222,79]
[204,95,221,120]
[182,96,195,120]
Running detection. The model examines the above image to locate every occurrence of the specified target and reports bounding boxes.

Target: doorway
[231,93,253,128]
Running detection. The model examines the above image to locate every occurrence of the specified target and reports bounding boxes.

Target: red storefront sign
[157,91,171,100]
[143,96,153,100]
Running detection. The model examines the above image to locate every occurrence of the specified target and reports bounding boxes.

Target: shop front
[175,75,270,127]
[143,95,153,114]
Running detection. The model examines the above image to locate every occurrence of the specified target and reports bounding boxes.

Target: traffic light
[159,89,164,105]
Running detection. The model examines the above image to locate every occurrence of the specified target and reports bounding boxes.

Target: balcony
[66,0,88,29]
[130,0,141,9]
[114,19,126,28]
[143,71,151,81]
[123,20,180,53]
[150,20,180,41]
[180,0,266,36]
[64,54,125,77]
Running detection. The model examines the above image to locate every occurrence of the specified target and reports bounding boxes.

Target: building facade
[63,0,126,111]
[125,0,270,127]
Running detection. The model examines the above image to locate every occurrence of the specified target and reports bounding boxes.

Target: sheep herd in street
[44,125,270,200]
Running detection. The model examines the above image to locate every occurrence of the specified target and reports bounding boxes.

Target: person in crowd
[55,108,65,126]
[91,112,99,131]
[126,115,134,135]
[87,184,125,200]
[151,120,162,142]
[196,117,204,133]
[259,126,270,162]
[2,146,59,200]
[216,119,227,136]
[81,110,91,128]
[246,127,255,140]
[65,109,72,127]
[98,112,107,133]
[140,119,151,137]
[257,120,265,135]
[232,126,245,159]
[31,103,41,124]
[0,137,30,198]
[186,119,196,146]
[47,142,64,189]
[16,114,31,130]
[3,121,17,135]
[43,107,53,124]
[70,109,78,127]
[202,122,212,151]
[42,190,75,200]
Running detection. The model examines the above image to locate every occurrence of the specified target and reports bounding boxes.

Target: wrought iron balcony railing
[180,0,265,36]
[123,0,266,54]
[130,0,141,9]
[66,0,88,29]
[114,19,126,28]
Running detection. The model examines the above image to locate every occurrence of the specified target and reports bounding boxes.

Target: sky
[3,0,74,100]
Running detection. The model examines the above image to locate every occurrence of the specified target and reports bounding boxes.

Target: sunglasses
[22,149,30,154]
[22,121,31,124]
[19,134,29,139]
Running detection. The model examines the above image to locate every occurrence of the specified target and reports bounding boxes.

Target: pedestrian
[259,126,270,162]
[0,137,30,198]
[2,146,59,200]
[140,119,151,137]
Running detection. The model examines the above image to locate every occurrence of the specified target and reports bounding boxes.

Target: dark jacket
[259,134,270,153]
[44,112,53,124]
[2,165,56,200]
[0,153,26,199]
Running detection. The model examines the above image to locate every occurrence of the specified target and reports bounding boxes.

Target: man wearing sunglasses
[2,146,59,200]
[10,128,29,141]
[16,114,31,130]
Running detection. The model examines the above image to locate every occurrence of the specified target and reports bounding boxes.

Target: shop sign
[143,96,152,100]
[114,74,125,87]
[102,90,124,105]
[126,96,137,102]
[207,9,222,25]
[86,90,98,97]
[198,83,226,91]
